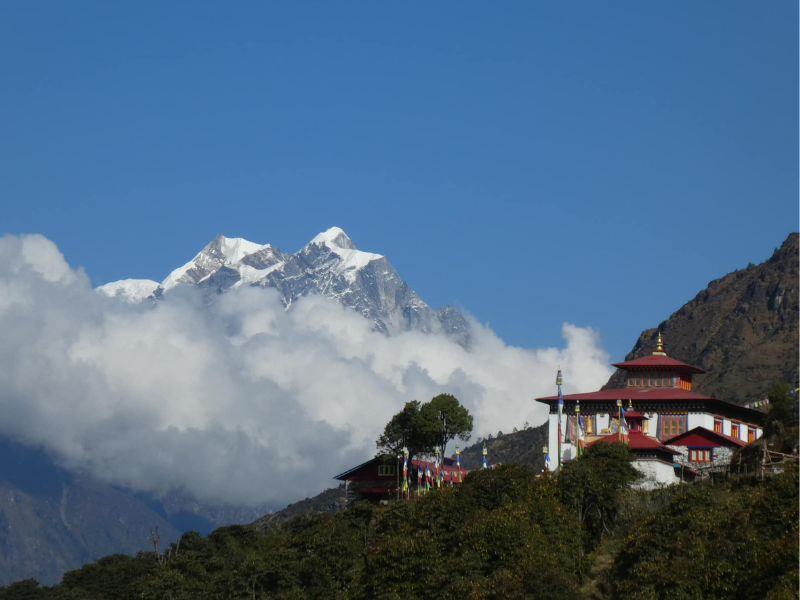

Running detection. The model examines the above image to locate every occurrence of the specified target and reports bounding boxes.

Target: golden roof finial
[653,331,666,356]
[628,399,634,410]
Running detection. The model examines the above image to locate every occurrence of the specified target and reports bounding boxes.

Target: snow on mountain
[96,279,159,303]
[99,227,471,344]
[161,234,270,291]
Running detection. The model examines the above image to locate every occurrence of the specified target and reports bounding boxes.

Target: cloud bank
[0,234,613,506]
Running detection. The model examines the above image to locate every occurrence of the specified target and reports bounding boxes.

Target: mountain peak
[206,234,266,263]
[309,227,356,250]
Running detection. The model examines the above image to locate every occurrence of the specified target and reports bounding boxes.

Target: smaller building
[333,456,468,504]
[666,426,746,473]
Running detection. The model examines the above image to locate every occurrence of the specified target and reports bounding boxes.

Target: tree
[376,400,427,456]
[764,381,799,453]
[418,394,473,457]
[376,395,473,459]
[765,382,794,434]
[558,441,639,551]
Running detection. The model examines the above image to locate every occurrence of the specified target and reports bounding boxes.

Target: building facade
[536,334,764,484]
[333,456,467,504]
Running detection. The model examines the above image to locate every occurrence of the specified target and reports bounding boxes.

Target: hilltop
[603,233,799,403]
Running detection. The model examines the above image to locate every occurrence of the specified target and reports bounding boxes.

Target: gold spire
[653,331,666,356]
[628,399,634,410]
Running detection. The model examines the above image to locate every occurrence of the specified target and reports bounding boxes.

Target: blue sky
[1,1,797,361]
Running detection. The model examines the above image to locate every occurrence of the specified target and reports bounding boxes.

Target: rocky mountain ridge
[603,233,799,403]
[98,227,470,344]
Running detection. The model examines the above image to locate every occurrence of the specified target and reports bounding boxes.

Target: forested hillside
[458,423,548,471]
[2,441,796,600]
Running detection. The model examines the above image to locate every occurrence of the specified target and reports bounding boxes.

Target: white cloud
[0,234,613,507]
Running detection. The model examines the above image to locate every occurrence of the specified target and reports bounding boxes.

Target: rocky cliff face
[603,233,799,403]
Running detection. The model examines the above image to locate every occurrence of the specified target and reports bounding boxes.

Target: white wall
[688,412,714,431]
[645,413,658,436]
[596,412,610,433]
[632,459,682,488]
[548,413,559,472]
[722,419,732,436]
[548,410,586,471]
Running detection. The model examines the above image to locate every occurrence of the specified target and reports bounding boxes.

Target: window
[661,416,685,440]
[747,427,756,443]
[714,419,723,434]
[731,423,740,438]
[689,449,712,462]
[662,374,671,387]
[378,465,396,477]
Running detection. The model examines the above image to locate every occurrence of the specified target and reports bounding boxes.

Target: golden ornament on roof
[653,331,666,356]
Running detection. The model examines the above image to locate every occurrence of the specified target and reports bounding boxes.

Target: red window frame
[747,427,756,443]
[731,423,740,438]
[714,419,723,434]
[689,449,712,462]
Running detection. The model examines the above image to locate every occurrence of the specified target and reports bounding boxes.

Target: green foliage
[764,382,799,453]
[376,400,427,456]
[609,464,799,600]
[0,580,48,600]
[2,450,795,600]
[559,441,640,551]
[418,393,473,456]
[377,395,473,458]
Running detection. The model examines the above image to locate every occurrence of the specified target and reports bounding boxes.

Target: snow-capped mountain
[96,279,160,303]
[98,227,470,344]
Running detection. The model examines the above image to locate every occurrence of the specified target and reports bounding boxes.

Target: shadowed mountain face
[603,233,799,404]
[0,440,280,586]
[0,440,179,586]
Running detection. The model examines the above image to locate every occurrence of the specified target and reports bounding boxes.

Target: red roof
[588,432,679,454]
[536,387,713,402]
[665,426,747,448]
[611,354,707,374]
[624,410,647,419]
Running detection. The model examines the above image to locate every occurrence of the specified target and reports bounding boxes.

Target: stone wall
[669,445,736,469]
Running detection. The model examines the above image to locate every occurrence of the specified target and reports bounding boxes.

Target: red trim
[611,355,707,374]
[536,388,713,402]
[666,426,746,448]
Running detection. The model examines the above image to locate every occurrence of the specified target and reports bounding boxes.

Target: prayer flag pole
[557,368,564,472]
[402,447,409,499]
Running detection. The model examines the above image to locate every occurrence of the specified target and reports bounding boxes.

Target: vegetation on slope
[2,440,796,600]
[458,422,548,471]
